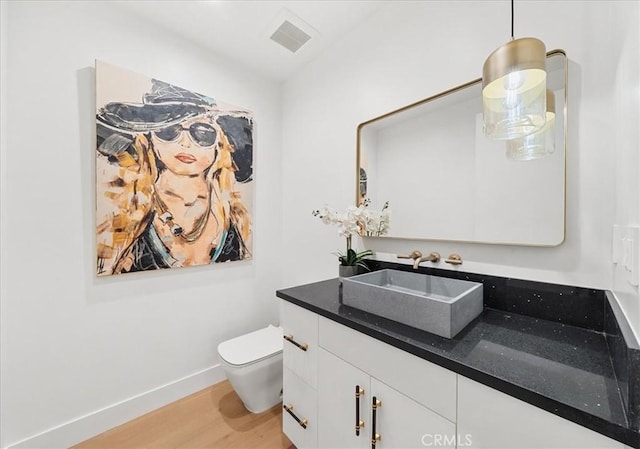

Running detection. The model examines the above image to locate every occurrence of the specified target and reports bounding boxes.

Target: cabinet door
[318,348,370,449]
[371,377,456,449]
[457,377,624,449]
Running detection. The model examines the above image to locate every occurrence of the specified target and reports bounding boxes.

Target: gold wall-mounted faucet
[397,251,441,269]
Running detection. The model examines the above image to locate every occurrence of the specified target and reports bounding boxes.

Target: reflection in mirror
[357,51,566,246]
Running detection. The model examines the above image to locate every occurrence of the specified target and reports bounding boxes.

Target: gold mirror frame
[356,49,567,246]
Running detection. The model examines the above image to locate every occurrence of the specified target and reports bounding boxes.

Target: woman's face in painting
[151,116,219,176]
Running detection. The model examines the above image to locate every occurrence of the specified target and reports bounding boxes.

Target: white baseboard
[5,364,226,449]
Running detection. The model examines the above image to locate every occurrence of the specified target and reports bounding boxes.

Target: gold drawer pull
[355,385,365,436]
[283,404,308,429]
[371,397,382,448]
[284,334,308,351]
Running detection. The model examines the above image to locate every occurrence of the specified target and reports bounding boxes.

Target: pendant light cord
[511,0,515,39]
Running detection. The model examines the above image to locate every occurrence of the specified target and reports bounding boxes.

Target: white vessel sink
[341,269,483,338]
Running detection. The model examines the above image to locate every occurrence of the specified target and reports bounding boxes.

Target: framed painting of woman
[95,61,253,276]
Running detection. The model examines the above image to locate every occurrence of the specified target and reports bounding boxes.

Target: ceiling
[113,1,390,81]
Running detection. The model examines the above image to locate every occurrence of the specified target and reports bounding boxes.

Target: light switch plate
[612,224,622,264]
[626,227,639,287]
[613,225,639,287]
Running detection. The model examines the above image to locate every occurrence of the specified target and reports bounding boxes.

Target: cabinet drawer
[283,367,318,449]
[280,300,318,388]
[319,317,457,422]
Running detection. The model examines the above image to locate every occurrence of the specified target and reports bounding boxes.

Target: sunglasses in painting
[153,122,218,147]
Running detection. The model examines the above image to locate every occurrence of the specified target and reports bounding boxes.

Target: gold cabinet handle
[283,404,308,429]
[355,385,365,436]
[283,334,308,351]
[445,253,463,265]
[371,397,382,448]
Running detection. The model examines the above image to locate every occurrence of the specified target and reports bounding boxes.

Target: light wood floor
[73,381,294,449]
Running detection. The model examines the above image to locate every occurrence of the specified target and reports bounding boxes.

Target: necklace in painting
[153,190,211,243]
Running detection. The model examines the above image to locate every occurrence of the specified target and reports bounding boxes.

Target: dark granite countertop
[276,277,640,448]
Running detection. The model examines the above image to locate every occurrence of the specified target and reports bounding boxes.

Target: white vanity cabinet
[318,347,456,449]
[280,301,318,449]
[280,300,629,449]
[457,377,625,449]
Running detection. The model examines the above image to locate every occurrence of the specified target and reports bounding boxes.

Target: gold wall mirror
[357,50,567,246]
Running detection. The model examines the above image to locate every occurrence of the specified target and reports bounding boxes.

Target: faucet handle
[424,252,441,263]
[397,250,422,260]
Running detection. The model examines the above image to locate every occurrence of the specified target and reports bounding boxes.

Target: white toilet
[217,324,284,413]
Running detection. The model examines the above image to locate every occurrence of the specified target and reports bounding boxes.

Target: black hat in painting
[97,79,216,134]
[96,79,252,183]
[216,115,253,183]
[143,79,217,108]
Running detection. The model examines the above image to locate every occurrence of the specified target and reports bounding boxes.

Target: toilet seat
[218,324,283,367]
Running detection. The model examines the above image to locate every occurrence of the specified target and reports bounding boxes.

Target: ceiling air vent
[270,20,312,53]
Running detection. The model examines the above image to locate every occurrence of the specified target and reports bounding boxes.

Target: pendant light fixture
[482,0,547,140]
[506,89,555,160]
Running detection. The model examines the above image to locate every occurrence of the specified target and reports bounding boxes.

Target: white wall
[281,1,640,335]
[0,1,282,448]
[611,1,640,339]
[0,0,9,445]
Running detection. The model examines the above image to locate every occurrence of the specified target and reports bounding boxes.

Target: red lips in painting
[175,153,197,164]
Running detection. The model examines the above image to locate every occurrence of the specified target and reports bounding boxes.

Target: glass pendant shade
[482,37,547,140]
[507,90,556,160]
